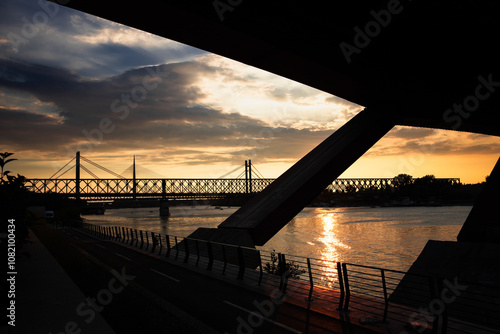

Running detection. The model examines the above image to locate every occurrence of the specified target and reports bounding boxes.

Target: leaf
[0,156,17,168]
[0,152,14,159]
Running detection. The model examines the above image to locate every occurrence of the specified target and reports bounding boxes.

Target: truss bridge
[23,152,460,201]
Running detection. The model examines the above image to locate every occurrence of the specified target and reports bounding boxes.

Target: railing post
[134,229,139,247]
[151,232,157,253]
[305,258,314,334]
[278,253,288,293]
[337,262,345,311]
[237,246,245,280]
[157,233,162,254]
[207,241,213,271]
[121,227,126,242]
[165,235,171,258]
[145,231,149,250]
[307,258,314,300]
[129,228,134,245]
[139,230,144,249]
[342,263,350,312]
[381,269,389,322]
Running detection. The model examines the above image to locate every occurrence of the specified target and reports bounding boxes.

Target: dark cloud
[388,127,436,139]
[0,0,207,78]
[0,107,69,151]
[0,54,342,169]
[0,57,319,162]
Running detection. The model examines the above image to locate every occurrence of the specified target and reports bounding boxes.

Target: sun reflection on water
[319,212,351,287]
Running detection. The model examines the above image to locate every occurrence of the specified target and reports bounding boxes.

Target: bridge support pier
[160,200,170,217]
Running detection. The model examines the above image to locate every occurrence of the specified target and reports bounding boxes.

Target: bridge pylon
[75,151,80,200]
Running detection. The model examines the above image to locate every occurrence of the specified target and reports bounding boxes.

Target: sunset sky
[1,0,500,184]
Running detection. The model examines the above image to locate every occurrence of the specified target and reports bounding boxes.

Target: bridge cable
[56,165,75,178]
[251,165,265,179]
[49,157,75,179]
[218,164,244,179]
[80,156,125,179]
[235,170,246,179]
[121,163,164,178]
[135,164,164,178]
[80,164,100,179]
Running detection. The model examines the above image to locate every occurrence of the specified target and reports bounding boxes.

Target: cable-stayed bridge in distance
[23,152,460,201]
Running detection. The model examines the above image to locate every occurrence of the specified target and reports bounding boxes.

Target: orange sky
[1,1,499,184]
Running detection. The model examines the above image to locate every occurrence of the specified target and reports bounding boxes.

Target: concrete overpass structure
[53,0,500,246]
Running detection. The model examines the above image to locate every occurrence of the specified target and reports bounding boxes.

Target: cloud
[4,0,498,181]
[2,54,499,174]
[0,0,206,78]
[0,57,332,167]
[0,107,68,151]
[366,126,500,157]
[387,126,436,139]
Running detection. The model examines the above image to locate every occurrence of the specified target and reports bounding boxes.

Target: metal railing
[79,223,500,334]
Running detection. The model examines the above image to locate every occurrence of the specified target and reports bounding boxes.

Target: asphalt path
[59,227,373,334]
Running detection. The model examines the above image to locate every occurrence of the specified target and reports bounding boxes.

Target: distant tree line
[310,174,485,207]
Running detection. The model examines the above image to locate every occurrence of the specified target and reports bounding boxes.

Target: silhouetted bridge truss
[23,177,460,201]
[24,152,459,200]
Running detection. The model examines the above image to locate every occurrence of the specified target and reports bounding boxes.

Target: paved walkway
[12,230,115,334]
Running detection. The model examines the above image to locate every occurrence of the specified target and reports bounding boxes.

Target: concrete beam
[187,107,395,246]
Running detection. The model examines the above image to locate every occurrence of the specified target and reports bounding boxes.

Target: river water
[83,205,472,272]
